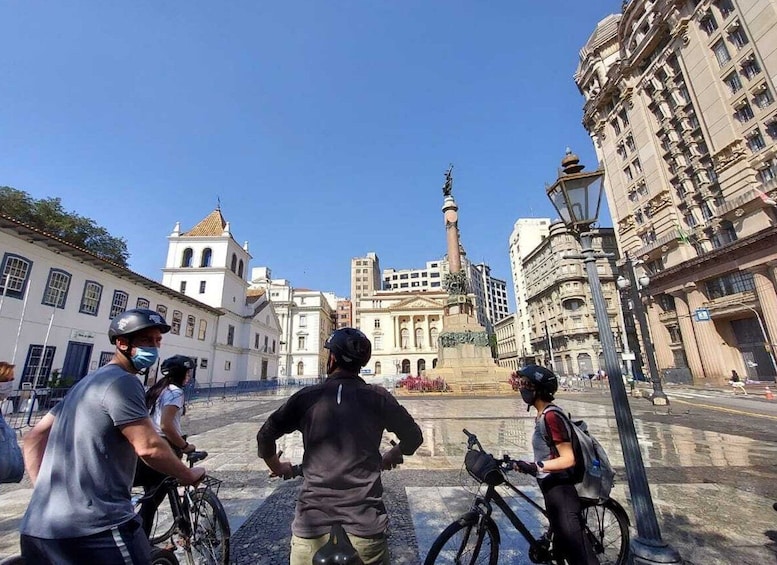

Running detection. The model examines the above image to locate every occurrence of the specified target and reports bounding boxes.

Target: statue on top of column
[442,164,454,197]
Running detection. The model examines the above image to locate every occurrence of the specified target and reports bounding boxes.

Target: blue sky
[0,1,619,305]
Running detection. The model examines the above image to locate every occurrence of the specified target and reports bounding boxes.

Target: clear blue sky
[0,1,619,304]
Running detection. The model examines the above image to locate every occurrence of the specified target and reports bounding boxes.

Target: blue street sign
[694,308,711,322]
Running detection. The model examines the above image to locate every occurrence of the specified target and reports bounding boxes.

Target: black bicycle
[132,450,230,565]
[424,429,630,565]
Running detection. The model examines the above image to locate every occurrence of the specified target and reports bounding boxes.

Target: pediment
[393,295,445,311]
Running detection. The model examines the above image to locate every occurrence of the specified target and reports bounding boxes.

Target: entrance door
[62,342,93,384]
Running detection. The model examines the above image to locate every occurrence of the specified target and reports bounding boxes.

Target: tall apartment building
[350,252,381,329]
[524,222,620,376]
[381,257,506,331]
[575,1,777,384]
[508,218,551,361]
[336,299,352,329]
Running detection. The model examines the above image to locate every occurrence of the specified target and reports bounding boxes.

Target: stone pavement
[2,388,777,564]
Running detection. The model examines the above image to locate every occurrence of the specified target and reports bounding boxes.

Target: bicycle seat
[187,450,208,464]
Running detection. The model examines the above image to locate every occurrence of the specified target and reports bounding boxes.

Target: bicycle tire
[580,498,630,565]
[189,488,231,565]
[423,516,499,565]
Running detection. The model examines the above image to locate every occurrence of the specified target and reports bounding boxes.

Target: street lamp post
[546,149,682,565]
[617,255,669,405]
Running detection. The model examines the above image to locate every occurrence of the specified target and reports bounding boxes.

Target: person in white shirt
[134,354,196,537]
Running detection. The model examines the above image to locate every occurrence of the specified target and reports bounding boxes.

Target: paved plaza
[2,386,777,564]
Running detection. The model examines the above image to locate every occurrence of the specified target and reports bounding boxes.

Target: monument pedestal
[430,310,513,395]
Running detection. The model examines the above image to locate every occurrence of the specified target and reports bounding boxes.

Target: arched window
[230,253,237,273]
[400,329,409,349]
[415,328,424,349]
[417,359,426,374]
[374,361,382,375]
[297,361,304,376]
[430,327,439,346]
[401,359,411,374]
[238,259,244,278]
[181,248,193,268]
[200,248,212,267]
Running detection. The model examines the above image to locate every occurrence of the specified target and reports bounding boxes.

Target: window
[156,304,168,318]
[181,248,193,268]
[735,102,754,123]
[0,253,32,299]
[198,319,207,340]
[180,281,187,293]
[746,130,766,152]
[297,335,306,350]
[724,72,742,94]
[701,13,718,35]
[374,319,380,329]
[227,325,235,346]
[741,57,761,80]
[21,345,56,386]
[42,269,70,308]
[199,281,206,294]
[754,87,774,109]
[712,40,730,66]
[705,271,755,299]
[109,290,128,319]
[729,27,748,50]
[171,310,182,335]
[299,314,307,327]
[200,248,212,267]
[186,315,195,338]
[136,297,150,309]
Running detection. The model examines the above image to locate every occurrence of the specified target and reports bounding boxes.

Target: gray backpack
[538,405,614,501]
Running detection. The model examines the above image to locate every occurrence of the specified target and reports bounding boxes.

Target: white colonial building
[0,207,282,394]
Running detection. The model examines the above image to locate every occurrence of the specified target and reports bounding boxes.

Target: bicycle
[133,450,231,565]
[424,429,630,565]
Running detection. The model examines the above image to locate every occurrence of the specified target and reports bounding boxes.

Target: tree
[0,186,130,267]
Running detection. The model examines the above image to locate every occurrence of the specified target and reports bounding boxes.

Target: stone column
[751,266,777,365]
[646,301,674,370]
[669,289,707,383]
[683,283,726,383]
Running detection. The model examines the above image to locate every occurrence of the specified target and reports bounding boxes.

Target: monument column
[668,289,707,383]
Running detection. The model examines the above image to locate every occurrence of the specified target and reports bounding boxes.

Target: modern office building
[508,218,551,361]
[575,1,777,383]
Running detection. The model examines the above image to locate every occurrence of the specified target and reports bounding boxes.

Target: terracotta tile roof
[185,209,227,237]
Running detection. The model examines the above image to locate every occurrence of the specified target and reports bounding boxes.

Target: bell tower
[162,207,251,313]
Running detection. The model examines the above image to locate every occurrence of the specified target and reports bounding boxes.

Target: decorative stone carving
[439,331,490,348]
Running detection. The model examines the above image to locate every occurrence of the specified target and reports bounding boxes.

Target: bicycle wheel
[189,489,231,565]
[580,498,630,565]
[424,516,499,565]
[133,487,177,545]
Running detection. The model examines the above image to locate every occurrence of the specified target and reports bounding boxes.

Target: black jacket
[256,373,423,537]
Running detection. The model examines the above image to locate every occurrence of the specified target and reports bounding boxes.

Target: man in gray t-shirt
[19,309,205,564]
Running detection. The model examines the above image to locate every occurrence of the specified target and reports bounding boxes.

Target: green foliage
[0,186,130,266]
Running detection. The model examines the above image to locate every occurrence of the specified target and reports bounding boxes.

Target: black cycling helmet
[108,308,171,344]
[516,364,559,396]
[161,355,194,377]
[324,328,372,368]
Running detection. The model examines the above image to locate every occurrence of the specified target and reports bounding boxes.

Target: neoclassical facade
[576,0,777,383]
[354,290,447,376]
[524,223,623,377]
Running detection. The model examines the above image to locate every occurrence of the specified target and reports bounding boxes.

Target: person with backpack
[511,365,598,565]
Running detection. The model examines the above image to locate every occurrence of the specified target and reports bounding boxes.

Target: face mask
[131,347,159,370]
[520,388,537,407]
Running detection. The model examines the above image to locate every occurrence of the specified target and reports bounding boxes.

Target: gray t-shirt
[20,363,148,538]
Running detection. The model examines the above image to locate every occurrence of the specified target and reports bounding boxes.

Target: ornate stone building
[576,1,777,383]
[524,222,621,377]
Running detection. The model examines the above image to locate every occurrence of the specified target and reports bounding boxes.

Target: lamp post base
[631,537,683,564]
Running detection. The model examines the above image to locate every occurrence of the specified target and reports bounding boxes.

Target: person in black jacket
[257,328,423,565]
